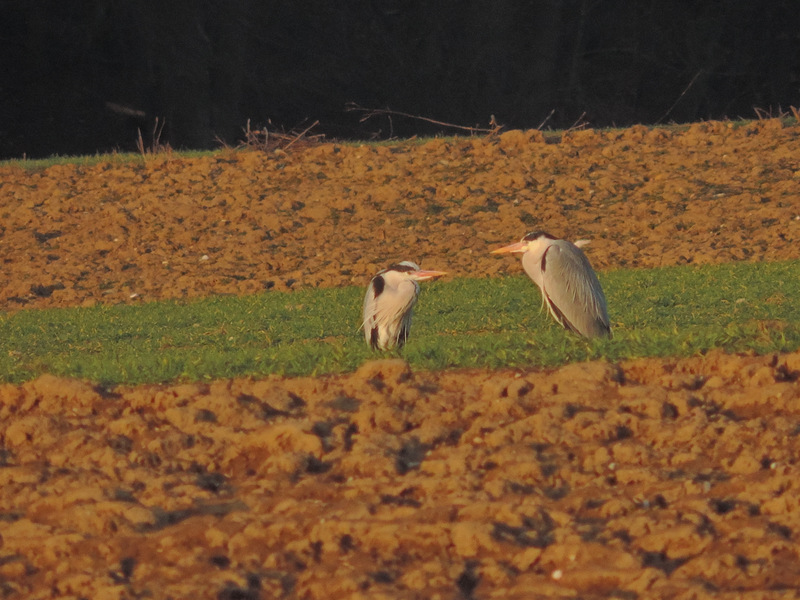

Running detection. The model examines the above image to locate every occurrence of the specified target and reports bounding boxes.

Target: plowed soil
[2,119,800,598]
[2,120,800,310]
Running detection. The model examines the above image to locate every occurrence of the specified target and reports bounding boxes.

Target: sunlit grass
[2,261,800,384]
[0,149,219,172]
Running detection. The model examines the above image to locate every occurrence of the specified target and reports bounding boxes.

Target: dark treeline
[2,0,798,158]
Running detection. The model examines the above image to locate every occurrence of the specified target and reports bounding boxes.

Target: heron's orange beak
[412,269,447,281]
[490,241,528,255]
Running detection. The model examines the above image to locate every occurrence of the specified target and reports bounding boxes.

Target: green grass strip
[0,150,224,172]
[1,260,799,384]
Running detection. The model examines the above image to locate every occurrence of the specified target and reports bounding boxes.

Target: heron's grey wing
[541,242,611,338]
[396,304,414,349]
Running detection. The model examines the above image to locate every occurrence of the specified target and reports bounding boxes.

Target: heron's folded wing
[542,242,610,337]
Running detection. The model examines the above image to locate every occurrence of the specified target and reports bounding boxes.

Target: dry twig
[753,105,791,120]
[136,117,170,155]
[566,111,589,131]
[655,70,702,125]
[237,119,324,152]
[536,109,556,130]
[345,103,503,137]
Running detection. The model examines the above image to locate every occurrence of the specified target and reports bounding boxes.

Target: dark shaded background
[2,0,798,159]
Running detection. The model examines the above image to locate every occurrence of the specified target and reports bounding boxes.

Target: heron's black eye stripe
[523,230,555,242]
[372,275,385,297]
[387,263,417,273]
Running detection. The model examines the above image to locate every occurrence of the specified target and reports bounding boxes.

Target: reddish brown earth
[2,119,800,598]
[1,119,799,310]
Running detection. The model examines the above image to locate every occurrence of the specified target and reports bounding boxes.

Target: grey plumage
[362,261,446,350]
[492,231,611,338]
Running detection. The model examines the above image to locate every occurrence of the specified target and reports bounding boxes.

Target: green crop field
[2,260,798,384]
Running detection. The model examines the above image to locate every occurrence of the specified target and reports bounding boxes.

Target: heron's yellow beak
[490,241,528,255]
[413,269,447,281]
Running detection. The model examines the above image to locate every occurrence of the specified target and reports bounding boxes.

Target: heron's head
[384,261,447,281]
[490,231,556,255]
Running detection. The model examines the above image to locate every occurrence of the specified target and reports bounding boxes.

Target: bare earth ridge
[2,120,800,598]
[1,119,799,310]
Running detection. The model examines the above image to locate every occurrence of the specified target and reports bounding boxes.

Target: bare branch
[283,120,320,150]
[345,103,503,136]
[655,70,702,125]
[233,119,324,152]
[567,111,589,131]
[536,109,556,130]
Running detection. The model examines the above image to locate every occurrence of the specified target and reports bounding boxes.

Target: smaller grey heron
[362,261,446,350]
[491,231,611,338]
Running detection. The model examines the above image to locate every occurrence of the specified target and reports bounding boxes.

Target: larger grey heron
[491,231,611,338]
[362,261,446,350]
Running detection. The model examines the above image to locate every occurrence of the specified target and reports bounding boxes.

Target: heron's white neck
[520,237,553,288]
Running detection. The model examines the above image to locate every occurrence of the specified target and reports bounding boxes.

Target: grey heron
[491,231,611,338]
[362,261,446,350]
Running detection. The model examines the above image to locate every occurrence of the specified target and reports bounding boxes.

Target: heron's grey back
[537,241,611,338]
